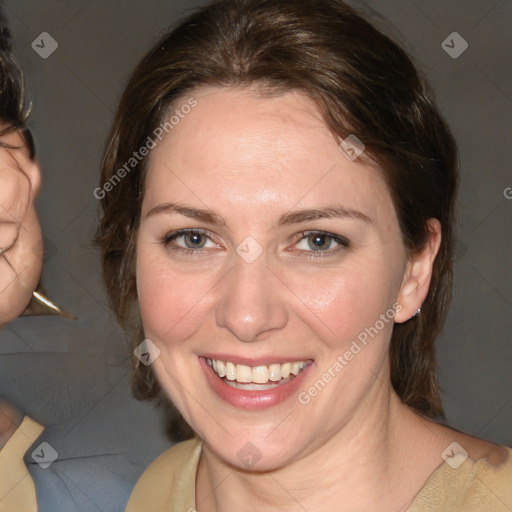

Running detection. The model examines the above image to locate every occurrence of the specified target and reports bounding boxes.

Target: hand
[0,127,42,326]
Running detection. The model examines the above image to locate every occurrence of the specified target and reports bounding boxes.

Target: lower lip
[200,358,313,410]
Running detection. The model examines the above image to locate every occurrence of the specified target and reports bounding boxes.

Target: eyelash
[161,229,350,258]
[293,230,350,258]
[162,229,216,256]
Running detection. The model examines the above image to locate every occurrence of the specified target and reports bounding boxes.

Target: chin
[200,425,308,473]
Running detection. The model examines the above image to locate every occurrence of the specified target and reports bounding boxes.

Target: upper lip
[201,354,314,366]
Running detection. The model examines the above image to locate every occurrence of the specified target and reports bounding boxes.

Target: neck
[196,371,438,512]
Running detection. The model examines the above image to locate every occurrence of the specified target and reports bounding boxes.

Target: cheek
[136,247,216,344]
[287,259,396,351]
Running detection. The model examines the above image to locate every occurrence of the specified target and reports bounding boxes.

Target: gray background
[0,0,511,510]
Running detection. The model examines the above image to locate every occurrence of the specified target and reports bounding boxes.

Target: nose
[215,255,288,343]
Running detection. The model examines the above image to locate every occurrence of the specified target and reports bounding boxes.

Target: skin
[0,126,42,326]
[0,125,42,444]
[136,86,507,512]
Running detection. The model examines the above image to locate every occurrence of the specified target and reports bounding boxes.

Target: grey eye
[307,233,334,251]
[183,232,208,248]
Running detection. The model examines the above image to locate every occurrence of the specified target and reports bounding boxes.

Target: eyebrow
[145,203,226,225]
[145,203,371,226]
[276,207,372,226]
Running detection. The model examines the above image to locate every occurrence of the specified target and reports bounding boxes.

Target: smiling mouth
[205,358,311,390]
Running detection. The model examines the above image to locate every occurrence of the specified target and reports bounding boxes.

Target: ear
[394,219,442,323]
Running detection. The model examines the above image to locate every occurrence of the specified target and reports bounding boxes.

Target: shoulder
[410,420,512,511]
[434,424,510,467]
[125,437,202,512]
[141,436,202,474]
[460,444,512,509]
[419,445,512,511]
[0,415,43,512]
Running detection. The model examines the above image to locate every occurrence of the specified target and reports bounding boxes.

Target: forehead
[143,86,395,228]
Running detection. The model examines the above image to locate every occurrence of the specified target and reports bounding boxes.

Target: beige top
[126,437,512,511]
[0,415,44,512]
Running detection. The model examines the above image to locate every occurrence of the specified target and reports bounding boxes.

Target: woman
[95,0,512,510]
[0,13,73,511]
[0,17,45,511]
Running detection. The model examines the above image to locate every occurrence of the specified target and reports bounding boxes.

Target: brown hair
[95,0,458,440]
[0,11,35,158]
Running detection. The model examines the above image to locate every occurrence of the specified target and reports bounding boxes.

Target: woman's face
[136,86,413,469]
[0,127,42,326]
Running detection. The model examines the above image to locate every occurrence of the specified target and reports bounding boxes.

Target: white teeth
[225,362,236,381]
[252,365,269,384]
[224,379,290,391]
[206,358,309,384]
[290,362,301,376]
[236,364,252,383]
[268,363,282,382]
[216,360,226,378]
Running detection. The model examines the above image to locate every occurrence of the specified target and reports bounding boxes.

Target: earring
[0,245,75,318]
[412,307,421,319]
[21,283,76,319]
